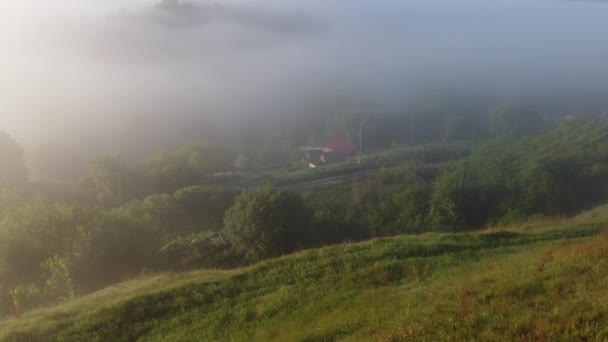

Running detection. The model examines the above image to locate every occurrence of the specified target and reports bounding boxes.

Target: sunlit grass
[1,214,607,341]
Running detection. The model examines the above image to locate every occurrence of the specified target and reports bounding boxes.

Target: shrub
[160,231,237,270]
[224,186,312,262]
[42,255,75,301]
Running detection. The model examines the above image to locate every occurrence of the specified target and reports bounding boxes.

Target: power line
[470,128,608,189]
[471,113,608,185]
[514,113,607,162]
[471,126,608,188]
[467,117,608,188]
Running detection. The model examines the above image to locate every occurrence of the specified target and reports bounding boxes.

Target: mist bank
[1,0,607,179]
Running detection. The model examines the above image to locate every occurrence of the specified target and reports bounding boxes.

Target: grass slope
[1,207,608,341]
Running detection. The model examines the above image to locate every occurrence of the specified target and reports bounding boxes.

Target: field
[233,142,469,191]
[1,205,607,341]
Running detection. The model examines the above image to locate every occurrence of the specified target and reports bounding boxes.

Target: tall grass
[1,214,607,341]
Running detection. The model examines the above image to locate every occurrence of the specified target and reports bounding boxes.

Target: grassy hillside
[1,206,608,341]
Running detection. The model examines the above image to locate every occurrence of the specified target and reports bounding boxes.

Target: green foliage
[392,183,431,233]
[42,256,75,301]
[160,231,236,270]
[425,178,481,231]
[0,184,240,317]
[303,184,370,244]
[116,185,237,239]
[224,186,312,262]
[2,110,607,323]
[2,217,606,341]
[71,213,161,292]
[300,163,435,237]
[0,200,162,313]
[116,193,180,238]
[174,186,237,232]
[0,201,94,285]
[358,173,432,235]
[0,284,44,318]
[142,143,235,194]
[426,191,459,231]
[0,191,23,221]
[74,144,240,207]
[427,116,608,228]
[76,156,141,207]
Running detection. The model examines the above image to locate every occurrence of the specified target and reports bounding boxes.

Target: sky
[1,0,608,170]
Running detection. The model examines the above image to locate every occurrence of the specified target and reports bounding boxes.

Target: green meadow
[2,206,607,341]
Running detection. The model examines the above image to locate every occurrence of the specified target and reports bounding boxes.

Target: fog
[1,0,608,178]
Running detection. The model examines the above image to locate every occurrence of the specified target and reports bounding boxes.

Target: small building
[300,136,355,168]
[325,136,357,155]
[299,147,322,168]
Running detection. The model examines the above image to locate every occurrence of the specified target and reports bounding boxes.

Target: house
[324,136,357,155]
[300,147,324,168]
[300,137,356,168]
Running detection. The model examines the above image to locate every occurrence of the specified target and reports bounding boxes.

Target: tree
[174,186,237,232]
[0,201,101,293]
[489,104,545,138]
[223,186,312,262]
[77,156,139,207]
[393,183,431,234]
[72,213,160,291]
[425,169,462,231]
[0,132,27,190]
[142,143,235,194]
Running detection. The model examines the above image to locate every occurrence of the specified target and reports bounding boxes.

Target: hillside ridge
[1,206,607,341]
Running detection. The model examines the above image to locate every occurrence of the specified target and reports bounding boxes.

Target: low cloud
[150,0,321,34]
[1,0,608,167]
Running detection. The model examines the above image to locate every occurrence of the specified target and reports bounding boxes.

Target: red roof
[325,137,357,155]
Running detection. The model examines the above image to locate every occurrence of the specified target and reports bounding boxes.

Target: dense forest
[1,106,607,318]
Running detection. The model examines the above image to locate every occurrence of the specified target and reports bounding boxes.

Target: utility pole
[358,119,363,165]
[358,114,370,165]
[460,155,470,189]
[408,113,413,146]
[460,126,477,190]
[424,127,429,152]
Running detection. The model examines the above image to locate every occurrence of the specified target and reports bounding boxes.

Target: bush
[71,213,162,292]
[0,200,161,307]
[160,231,237,270]
[427,118,608,229]
[310,211,370,244]
[392,184,431,234]
[174,186,237,232]
[224,186,313,262]
[426,169,462,231]
[42,256,75,301]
